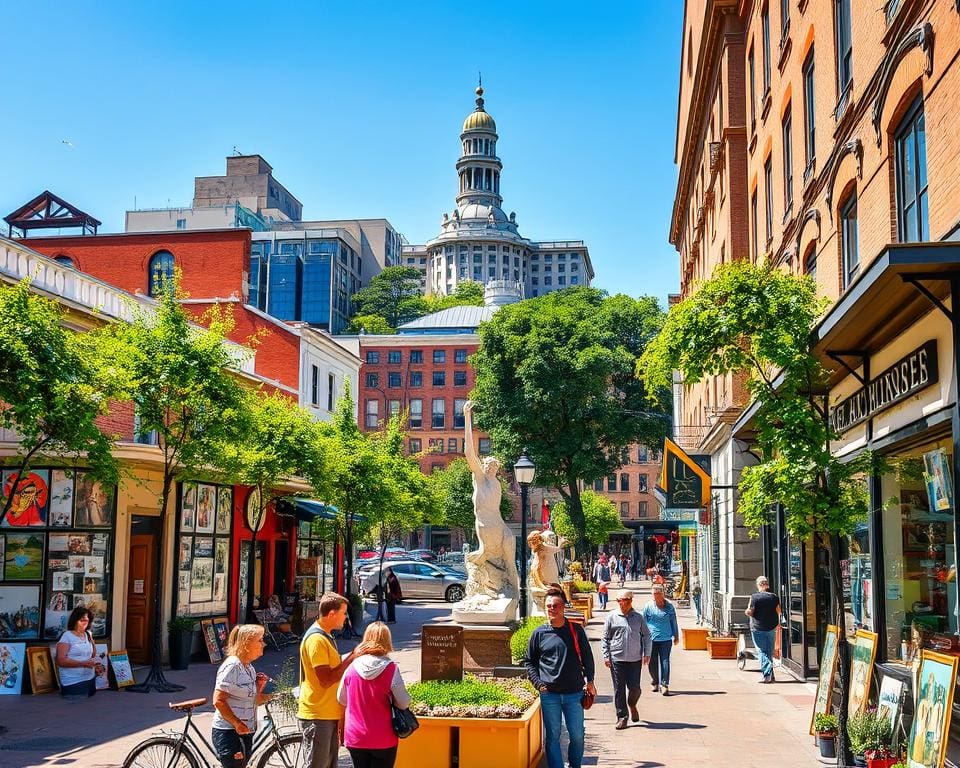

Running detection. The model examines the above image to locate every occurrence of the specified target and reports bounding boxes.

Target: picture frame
[26,646,57,694]
[923,448,954,513]
[48,470,74,527]
[216,486,232,535]
[180,483,196,533]
[3,532,45,580]
[908,650,959,768]
[878,674,905,741]
[0,642,26,694]
[212,616,230,655]
[0,585,42,640]
[195,485,216,535]
[93,643,109,690]
[201,618,222,663]
[810,624,840,735]
[108,649,135,688]
[848,629,878,719]
[1,470,50,527]
[74,473,114,528]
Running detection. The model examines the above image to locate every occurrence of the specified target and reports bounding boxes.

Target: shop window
[176,482,233,617]
[296,515,335,602]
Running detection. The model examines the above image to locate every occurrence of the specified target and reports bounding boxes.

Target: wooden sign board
[108,649,135,688]
[421,625,464,682]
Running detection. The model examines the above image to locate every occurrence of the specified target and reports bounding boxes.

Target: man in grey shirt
[602,589,652,730]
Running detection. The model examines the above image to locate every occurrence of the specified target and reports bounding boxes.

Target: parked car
[359,560,467,602]
[408,549,437,561]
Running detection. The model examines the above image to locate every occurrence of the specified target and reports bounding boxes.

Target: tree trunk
[828,532,852,767]
[344,515,355,596]
[244,512,261,624]
[563,476,589,562]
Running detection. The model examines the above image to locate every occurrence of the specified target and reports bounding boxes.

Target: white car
[359,560,467,602]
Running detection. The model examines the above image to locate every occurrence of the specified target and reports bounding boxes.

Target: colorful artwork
[196,485,215,534]
[178,571,191,607]
[93,643,109,690]
[108,649,135,688]
[84,556,104,577]
[0,586,41,639]
[4,533,44,580]
[1,470,49,527]
[49,534,70,553]
[924,448,954,513]
[194,538,214,559]
[179,539,192,570]
[27,646,57,694]
[191,558,214,602]
[212,616,230,654]
[213,574,226,603]
[810,625,840,735]
[848,629,878,719]
[908,650,959,768]
[216,487,232,535]
[52,572,73,592]
[201,619,222,663]
[74,474,114,527]
[0,642,26,694]
[48,470,73,527]
[180,483,196,533]
[215,540,228,574]
[67,534,91,554]
[878,675,904,738]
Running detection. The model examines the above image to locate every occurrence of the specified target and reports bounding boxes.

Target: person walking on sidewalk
[602,590,651,730]
[593,556,611,610]
[691,573,703,625]
[745,575,782,684]
[384,568,402,624]
[642,585,679,695]
[298,593,376,768]
[617,555,627,587]
[526,589,597,768]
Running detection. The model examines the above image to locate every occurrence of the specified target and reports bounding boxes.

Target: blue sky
[2,1,682,306]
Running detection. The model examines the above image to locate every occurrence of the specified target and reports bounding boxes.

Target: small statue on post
[527,529,568,612]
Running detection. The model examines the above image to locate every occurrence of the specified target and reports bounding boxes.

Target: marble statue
[451,401,520,624]
[527,529,568,612]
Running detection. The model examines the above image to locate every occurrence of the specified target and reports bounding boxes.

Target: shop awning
[275,497,339,522]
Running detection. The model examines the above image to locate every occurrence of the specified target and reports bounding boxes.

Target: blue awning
[276,497,339,522]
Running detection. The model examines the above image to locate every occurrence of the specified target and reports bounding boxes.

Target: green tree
[431,457,512,545]
[344,314,396,335]
[551,490,621,550]
[351,266,427,328]
[470,287,669,555]
[0,279,120,524]
[422,280,486,313]
[639,260,877,764]
[103,276,248,692]
[217,389,327,621]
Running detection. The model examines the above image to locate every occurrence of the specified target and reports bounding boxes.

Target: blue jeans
[648,640,673,686]
[540,691,585,768]
[692,593,702,623]
[752,628,777,678]
[598,591,608,609]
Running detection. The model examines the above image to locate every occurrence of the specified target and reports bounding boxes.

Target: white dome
[458,203,509,223]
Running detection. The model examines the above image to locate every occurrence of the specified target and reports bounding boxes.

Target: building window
[133,408,159,445]
[804,246,818,282]
[433,350,446,364]
[836,0,853,97]
[840,194,859,287]
[478,438,491,455]
[388,400,401,418]
[447,438,458,453]
[366,351,380,364]
[639,501,648,517]
[803,49,815,168]
[409,399,423,428]
[761,5,771,93]
[639,474,648,492]
[54,254,75,268]
[455,349,468,363]
[410,371,423,388]
[365,373,379,388]
[895,98,929,243]
[365,400,379,429]
[607,475,617,491]
[748,46,756,128]
[620,501,630,517]
[453,399,466,429]
[409,438,422,454]
[751,190,759,259]
[388,351,401,364]
[410,350,423,364]
[637,446,648,463]
[429,438,444,454]
[764,156,774,245]
[148,250,175,297]
[454,371,467,387]
[176,218,186,229]
[782,107,793,211]
[433,371,446,387]
[593,478,603,491]
[388,372,402,388]
[311,365,320,406]
[620,474,630,491]
[327,374,335,411]
[432,399,445,428]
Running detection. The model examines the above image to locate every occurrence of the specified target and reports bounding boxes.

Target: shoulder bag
[567,620,595,710]
[387,663,419,738]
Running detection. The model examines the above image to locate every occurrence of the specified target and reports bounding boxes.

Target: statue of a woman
[527,529,568,611]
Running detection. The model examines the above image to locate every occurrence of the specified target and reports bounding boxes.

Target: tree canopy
[551,490,621,547]
[350,266,427,329]
[470,287,669,554]
[422,280,485,313]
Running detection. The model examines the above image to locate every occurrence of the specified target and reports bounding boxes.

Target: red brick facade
[589,445,663,523]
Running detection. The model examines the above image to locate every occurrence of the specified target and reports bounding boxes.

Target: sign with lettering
[421,625,464,682]
[829,340,938,433]
[660,509,698,522]
[656,438,712,509]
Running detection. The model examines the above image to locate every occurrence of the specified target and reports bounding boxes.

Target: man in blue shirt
[642,584,680,695]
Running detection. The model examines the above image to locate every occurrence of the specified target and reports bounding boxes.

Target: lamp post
[514,450,536,620]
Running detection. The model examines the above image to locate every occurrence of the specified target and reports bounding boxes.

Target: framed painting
[4,532,45,580]
[0,642,26,694]
[195,485,216,535]
[848,629,879,719]
[215,487,232,535]
[1,470,49,527]
[878,674,905,738]
[180,483,196,533]
[26,646,57,694]
[0,585,41,640]
[93,644,109,690]
[908,650,959,768]
[809,624,840,735]
[74,473,114,528]
[108,649,135,688]
[212,616,230,655]
[48,470,74,527]
[201,618,222,663]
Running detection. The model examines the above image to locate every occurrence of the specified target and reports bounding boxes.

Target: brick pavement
[0,584,824,767]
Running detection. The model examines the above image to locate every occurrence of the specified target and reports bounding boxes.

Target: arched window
[148,250,175,296]
[54,255,75,268]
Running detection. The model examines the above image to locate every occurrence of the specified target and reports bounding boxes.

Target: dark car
[408,549,437,561]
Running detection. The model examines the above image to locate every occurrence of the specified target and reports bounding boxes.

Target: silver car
[360,560,466,602]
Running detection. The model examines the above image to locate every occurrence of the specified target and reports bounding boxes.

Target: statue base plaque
[459,624,513,674]
[451,595,517,625]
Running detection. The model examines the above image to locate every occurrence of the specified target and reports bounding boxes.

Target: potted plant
[167,616,196,670]
[348,593,365,630]
[813,712,839,758]
[704,629,738,659]
[847,709,893,768]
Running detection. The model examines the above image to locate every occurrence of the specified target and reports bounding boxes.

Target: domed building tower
[406,84,594,299]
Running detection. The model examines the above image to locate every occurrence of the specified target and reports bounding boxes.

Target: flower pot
[816,733,836,758]
[168,629,194,670]
[349,604,365,631]
[682,627,710,650]
[704,636,738,659]
[865,757,897,768]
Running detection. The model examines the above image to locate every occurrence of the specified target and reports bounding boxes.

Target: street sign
[656,438,712,508]
[660,508,698,522]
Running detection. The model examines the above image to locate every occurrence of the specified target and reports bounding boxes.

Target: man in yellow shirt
[299,593,375,768]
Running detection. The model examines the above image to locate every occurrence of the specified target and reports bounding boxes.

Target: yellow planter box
[681,627,710,650]
[396,698,543,768]
[705,636,738,659]
[570,595,593,622]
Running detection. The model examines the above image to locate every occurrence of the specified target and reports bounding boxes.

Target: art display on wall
[180,484,196,533]
[201,619,222,663]
[48,470,73,528]
[216,487,232,535]
[177,481,231,617]
[195,485,216,535]
[0,585,41,640]
[848,629,878,719]
[0,642,25,694]
[809,625,840,735]
[108,649,135,688]
[26,646,57,694]
[1,470,49,527]
[74,473,114,527]
[908,650,959,768]
[3,533,44,580]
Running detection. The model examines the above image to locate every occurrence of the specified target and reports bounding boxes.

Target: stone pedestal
[460,625,513,674]
[451,595,517,625]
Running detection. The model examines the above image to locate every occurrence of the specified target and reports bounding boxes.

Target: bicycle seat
[169,697,208,712]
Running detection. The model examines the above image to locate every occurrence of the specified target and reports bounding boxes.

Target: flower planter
[816,733,836,758]
[704,636,738,659]
[865,757,897,768]
[570,596,592,622]
[681,627,710,651]
[395,698,542,768]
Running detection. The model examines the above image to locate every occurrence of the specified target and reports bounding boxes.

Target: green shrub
[813,712,838,734]
[847,710,892,756]
[167,616,196,632]
[409,677,520,709]
[573,580,596,593]
[509,617,545,664]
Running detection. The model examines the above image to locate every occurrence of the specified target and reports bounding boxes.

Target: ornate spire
[475,73,485,112]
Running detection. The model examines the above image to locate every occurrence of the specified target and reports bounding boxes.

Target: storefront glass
[842,523,872,637]
[880,437,957,661]
[296,518,336,600]
[175,482,232,617]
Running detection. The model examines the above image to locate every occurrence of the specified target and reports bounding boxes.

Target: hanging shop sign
[656,438,711,509]
[660,509,698,522]
[829,340,938,433]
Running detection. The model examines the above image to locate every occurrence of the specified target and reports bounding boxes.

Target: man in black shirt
[745,575,782,683]
[526,590,596,768]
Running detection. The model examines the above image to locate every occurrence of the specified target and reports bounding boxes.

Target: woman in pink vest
[337,621,411,768]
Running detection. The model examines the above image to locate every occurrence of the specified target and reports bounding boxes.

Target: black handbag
[391,702,419,738]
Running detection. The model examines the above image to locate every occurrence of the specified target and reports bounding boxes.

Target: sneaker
[661,685,669,696]
[629,704,640,722]
[615,718,628,730]
[652,684,660,692]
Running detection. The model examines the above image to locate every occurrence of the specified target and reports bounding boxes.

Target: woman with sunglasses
[55,606,100,698]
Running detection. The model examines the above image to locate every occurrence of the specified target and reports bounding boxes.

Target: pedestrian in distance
[593,555,612,610]
[384,568,402,624]
[602,589,651,730]
[211,625,273,768]
[745,575,782,684]
[298,593,377,768]
[618,555,628,587]
[337,621,411,768]
[642,584,680,695]
[526,588,597,768]
[691,572,703,625]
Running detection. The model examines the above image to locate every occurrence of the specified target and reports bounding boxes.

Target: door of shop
[126,523,158,664]
[273,541,289,598]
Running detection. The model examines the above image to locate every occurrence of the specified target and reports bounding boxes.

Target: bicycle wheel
[123,736,201,768]
[255,732,305,768]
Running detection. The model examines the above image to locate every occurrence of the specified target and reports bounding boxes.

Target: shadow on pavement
[641,720,707,730]
[666,690,726,696]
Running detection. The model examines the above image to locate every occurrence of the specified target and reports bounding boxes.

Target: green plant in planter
[348,593,364,611]
[814,712,839,735]
[167,617,196,632]
[572,580,597,593]
[847,709,892,756]
[408,676,537,719]
[509,617,545,664]
[269,655,300,723]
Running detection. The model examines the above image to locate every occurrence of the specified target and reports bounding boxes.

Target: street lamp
[514,450,536,620]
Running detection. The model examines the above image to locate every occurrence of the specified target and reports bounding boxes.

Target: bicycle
[123,695,306,768]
